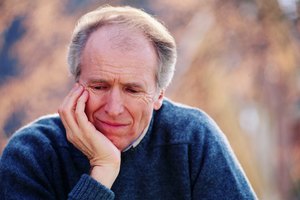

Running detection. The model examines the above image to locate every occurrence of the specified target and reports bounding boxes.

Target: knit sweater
[0,99,257,199]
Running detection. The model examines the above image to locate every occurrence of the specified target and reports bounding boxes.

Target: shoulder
[159,99,213,124]
[3,114,68,155]
[0,114,67,177]
[152,98,226,145]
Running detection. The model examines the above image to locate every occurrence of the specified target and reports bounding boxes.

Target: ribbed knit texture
[0,99,257,199]
[69,174,114,199]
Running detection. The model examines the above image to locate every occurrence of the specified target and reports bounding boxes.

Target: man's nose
[104,88,124,117]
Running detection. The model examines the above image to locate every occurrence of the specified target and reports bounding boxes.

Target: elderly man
[0,5,257,199]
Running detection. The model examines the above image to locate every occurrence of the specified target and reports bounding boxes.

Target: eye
[125,87,139,94]
[90,85,108,91]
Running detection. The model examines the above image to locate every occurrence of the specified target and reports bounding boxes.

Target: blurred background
[0,0,299,199]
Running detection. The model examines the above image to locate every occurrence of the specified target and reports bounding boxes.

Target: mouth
[99,119,129,126]
[95,119,130,133]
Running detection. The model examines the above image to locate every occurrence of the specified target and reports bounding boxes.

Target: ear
[153,90,164,110]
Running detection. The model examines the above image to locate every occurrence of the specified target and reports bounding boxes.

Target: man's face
[79,25,164,151]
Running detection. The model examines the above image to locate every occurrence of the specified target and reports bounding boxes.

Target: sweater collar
[122,124,150,152]
[121,107,159,152]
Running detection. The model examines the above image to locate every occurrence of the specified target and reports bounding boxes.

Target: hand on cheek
[58,83,121,188]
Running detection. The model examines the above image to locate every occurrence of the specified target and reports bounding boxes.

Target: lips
[94,118,130,134]
[100,120,128,127]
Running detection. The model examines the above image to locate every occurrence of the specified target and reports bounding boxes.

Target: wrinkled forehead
[89,24,153,53]
[81,24,159,77]
[82,24,159,75]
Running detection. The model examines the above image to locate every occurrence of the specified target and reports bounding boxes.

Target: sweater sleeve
[69,174,114,199]
[0,124,114,200]
[190,119,257,200]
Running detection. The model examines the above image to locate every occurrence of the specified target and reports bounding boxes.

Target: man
[0,5,257,199]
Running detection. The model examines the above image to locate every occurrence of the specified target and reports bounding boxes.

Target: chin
[113,142,127,151]
[105,135,128,150]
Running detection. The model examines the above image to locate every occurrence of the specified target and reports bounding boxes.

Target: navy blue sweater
[0,99,257,199]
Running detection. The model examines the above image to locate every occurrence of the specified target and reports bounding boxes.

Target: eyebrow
[123,82,144,89]
[86,78,145,89]
[87,78,109,84]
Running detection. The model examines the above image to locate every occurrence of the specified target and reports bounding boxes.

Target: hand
[58,83,121,188]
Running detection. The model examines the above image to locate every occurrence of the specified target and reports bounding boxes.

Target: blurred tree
[254,0,300,199]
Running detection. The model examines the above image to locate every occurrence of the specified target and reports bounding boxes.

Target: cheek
[138,94,155,105]
[136,107,154,132]
[132,100,154,123]
[85,94,102,119]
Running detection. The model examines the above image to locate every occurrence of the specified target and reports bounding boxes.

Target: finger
[61,84,80,108]
[58,84,78,112]
[75,90,102,152]
[75,90,90,128]
[62,84,83,111]
[71,82,80,92]
[59,84,84,133]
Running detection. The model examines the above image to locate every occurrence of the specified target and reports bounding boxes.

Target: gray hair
[67,5,177,90]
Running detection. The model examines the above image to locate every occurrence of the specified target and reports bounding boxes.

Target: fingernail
[73,83,82,92]
[72,83,78,91]
[83,90,88,96]
[77,85,83,91]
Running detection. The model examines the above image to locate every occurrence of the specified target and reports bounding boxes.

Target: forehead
[83,24,157,60]
[80,24,158,79]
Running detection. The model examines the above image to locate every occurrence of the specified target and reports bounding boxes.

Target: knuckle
[57,106,63,114]
[59,106,69,116]
[66,132,73,142]
[67,132,79,144]
[72,136,80,146]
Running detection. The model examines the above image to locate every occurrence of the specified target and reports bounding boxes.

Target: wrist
[90,164,120,189]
